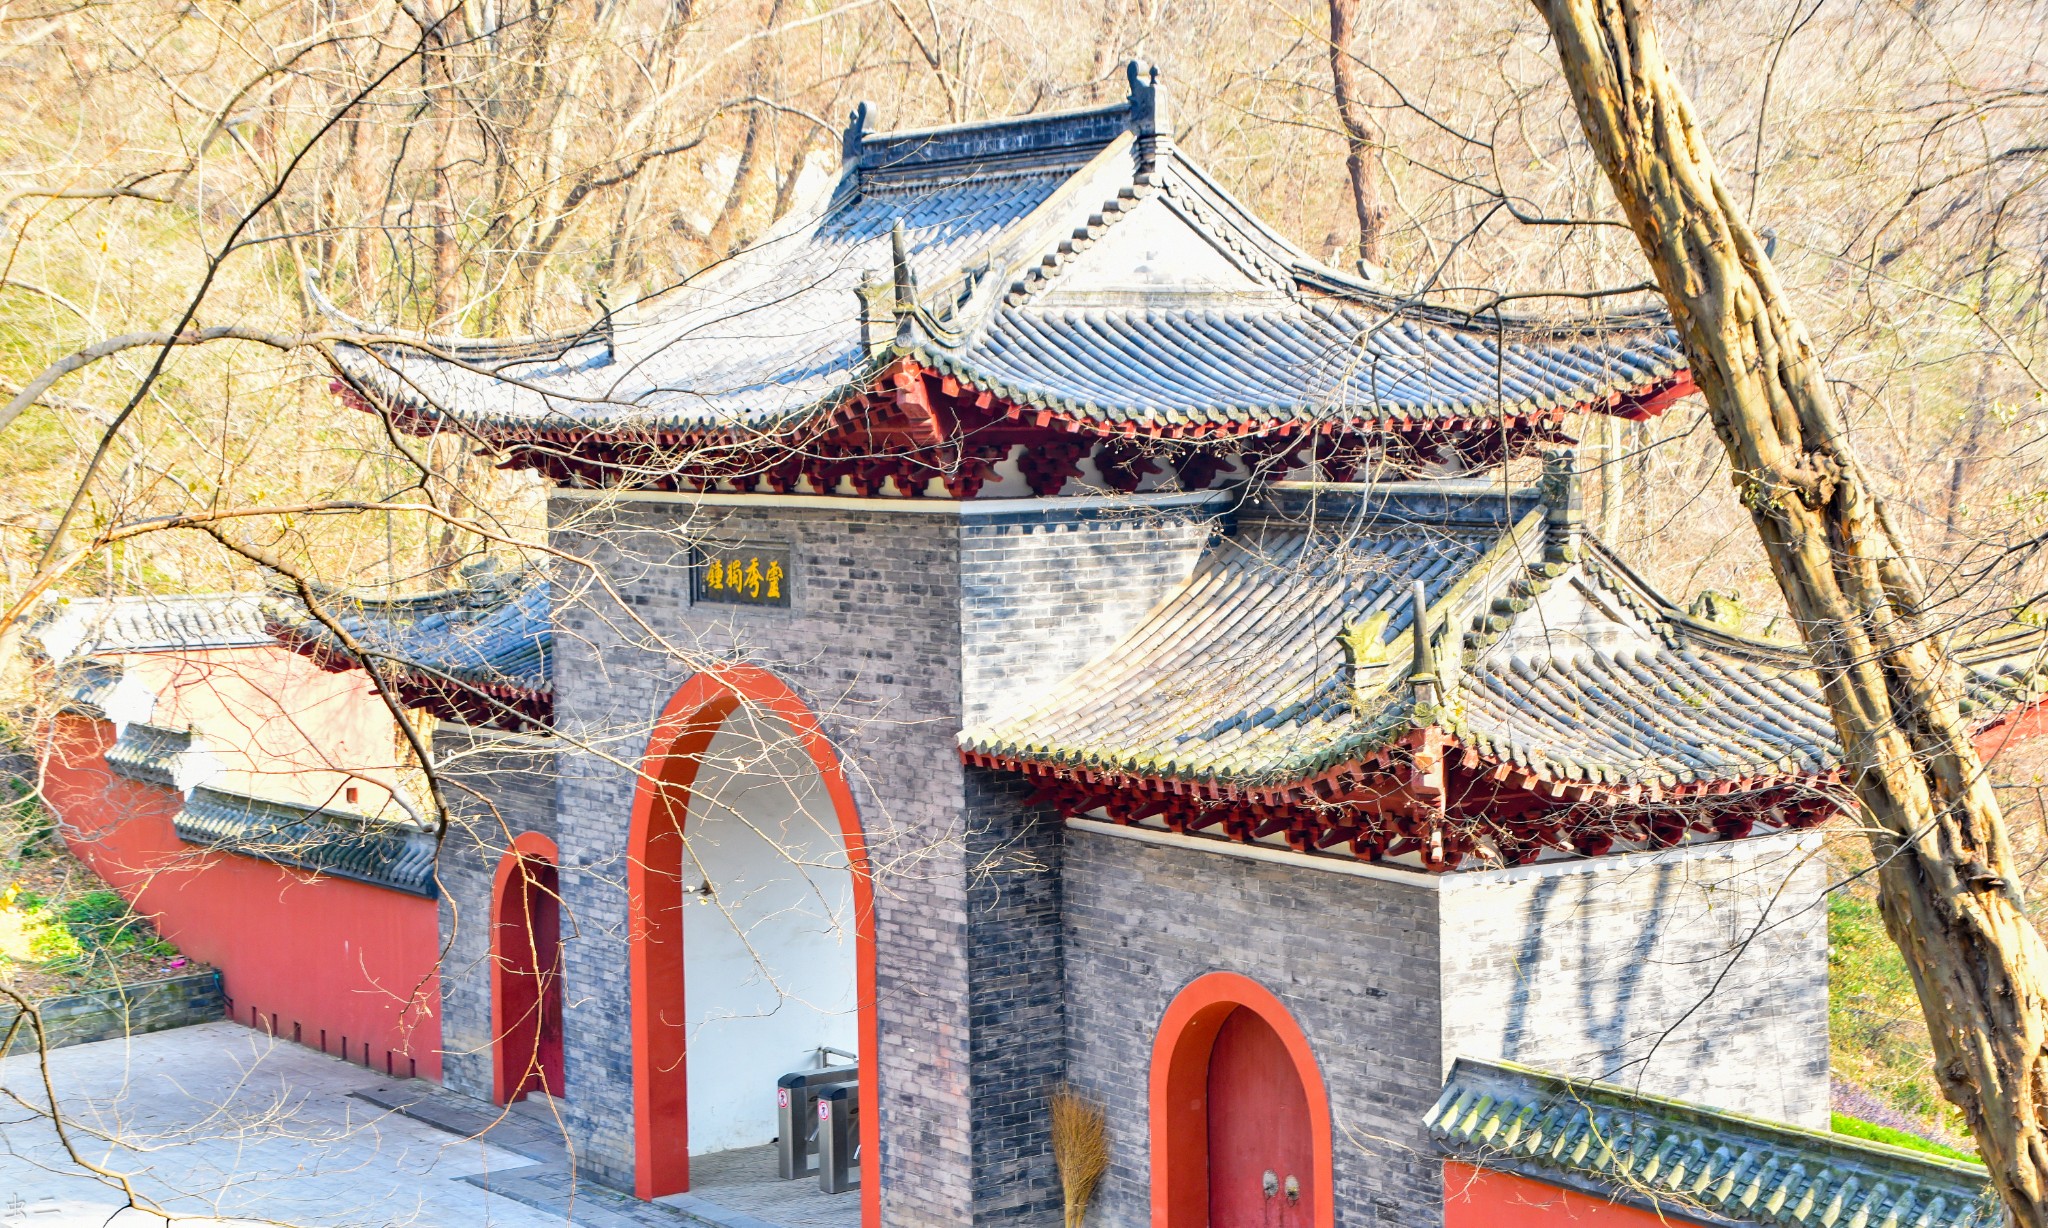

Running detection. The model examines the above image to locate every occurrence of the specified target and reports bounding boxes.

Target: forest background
[0,0,2044,1152]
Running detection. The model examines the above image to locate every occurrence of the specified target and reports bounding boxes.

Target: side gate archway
[1150,972,1335,1228]
[626,664,880,1225]
[492,833,563,1104]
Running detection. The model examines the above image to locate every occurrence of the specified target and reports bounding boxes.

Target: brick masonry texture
[1063,829,1447,1228]
[961,770,1064,1226]
[508,488,1827,1228]
[956,498,1218,1227]
[1062,828,1831,1228]
[958,502,1218,727]
[1,969,225,1054]
[1437,832,1831,1130]
[431,726,560,1103]
[549,496,972,1218]
[537,493,1217,1225]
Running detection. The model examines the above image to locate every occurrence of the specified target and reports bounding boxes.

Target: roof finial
[857,269,891,355]
[1126,60,1170,144]
[1409,580,1440,708]
[842,101,875,166]
[1540,449,1584,564]
[891,219,919,348]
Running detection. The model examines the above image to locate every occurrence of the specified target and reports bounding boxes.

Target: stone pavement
[0,1023,859,1228]
[353,1075,859,1228]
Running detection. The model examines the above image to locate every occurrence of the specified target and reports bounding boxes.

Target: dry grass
[1051,1084,1110,1228]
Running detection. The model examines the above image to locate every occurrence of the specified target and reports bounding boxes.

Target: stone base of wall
[1,970,225,1054]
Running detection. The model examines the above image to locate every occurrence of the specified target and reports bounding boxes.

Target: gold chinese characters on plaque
[692,543,791,608]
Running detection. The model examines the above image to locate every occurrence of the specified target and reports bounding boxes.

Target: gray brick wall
[958,501,1217,727]
[539,492,1217,1224]
[549,496,973,1218]
[1438,832,1831,1129]
[1062,826,1831,1228]
[1062,828,1447,1228]
[962,770,1064,1225]
[521,487,1829,1228]
[431,726,560,1103]
[954,496,1219,1227]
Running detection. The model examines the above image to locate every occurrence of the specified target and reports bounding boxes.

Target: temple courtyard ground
[0,1023,858,1228]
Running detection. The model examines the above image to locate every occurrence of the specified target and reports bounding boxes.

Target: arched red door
[1151,972,1333,1228]
[493,845,563,1103]
[1207,1008,1315,1228]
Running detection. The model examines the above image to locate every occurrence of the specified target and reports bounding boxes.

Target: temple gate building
[268,63,2046,1228]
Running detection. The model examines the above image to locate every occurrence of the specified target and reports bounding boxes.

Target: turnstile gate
[816,1082,859,1194]
[775,1063,858,1182]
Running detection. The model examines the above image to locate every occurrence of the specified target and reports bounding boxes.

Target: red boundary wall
[40,712,442,1079]
[1443,1161,1698,1227]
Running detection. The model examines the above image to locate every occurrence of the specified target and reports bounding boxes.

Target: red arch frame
[1149,972,1335,1228]
[491,832,562,1105]
[626,664,880,1226]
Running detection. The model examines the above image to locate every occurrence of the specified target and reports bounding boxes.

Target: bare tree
[1326,0,1391,271]
[1529,0,2048,1218]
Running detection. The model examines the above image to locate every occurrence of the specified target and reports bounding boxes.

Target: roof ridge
[844,60,1169,177]
[1435,1056,1993,1182]
[913,130,1140,331]
[176,784,437,897]
[992,153,1163,310]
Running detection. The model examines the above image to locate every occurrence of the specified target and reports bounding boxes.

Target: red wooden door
[1206,1007,1314,1228]
[497,857,563,1101]
[528,860,563,1096]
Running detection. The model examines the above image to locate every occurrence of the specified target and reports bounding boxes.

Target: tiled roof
[333,165,1076,433]
[267,567,551,732]
[959,477,2048,799]
[30,594,273,665]
[930,303,1681,429]
[104,722,221,794]
[966,485,1519,783]
[52,659,158,729]
[174,785,437,897]
[1430,1057,1999,1228]
[329,66,1685,448]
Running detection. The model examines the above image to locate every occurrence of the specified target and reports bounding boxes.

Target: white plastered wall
[682,708,859,1155]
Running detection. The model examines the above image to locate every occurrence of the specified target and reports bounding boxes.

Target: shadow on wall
[1449,839,1828,1127]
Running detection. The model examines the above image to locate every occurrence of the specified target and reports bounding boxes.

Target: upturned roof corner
[959,479,2048,872]
[325,69,1695,496]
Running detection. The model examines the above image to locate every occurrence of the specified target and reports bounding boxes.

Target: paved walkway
[0,1024,859,1228]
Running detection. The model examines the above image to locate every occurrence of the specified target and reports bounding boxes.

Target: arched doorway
[492,833,563,1104]
[1150,972,1334,1228]
[627,665,879,1225]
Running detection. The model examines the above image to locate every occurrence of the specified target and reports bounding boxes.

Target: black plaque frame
[691,542,792,608]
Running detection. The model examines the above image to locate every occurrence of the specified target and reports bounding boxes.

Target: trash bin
[775,1063,858,1180]
[817,1081,859,1194]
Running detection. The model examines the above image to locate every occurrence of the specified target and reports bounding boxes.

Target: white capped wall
[682,708,859,1156]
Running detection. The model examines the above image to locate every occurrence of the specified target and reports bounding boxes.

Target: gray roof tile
[174,785,437,897]
[1429,1058,1999,1228]
[959,481,2048,798]
[104,722,221,793]
[331,74,1684,447]
[30,594,272,665]
[268,567,551,732]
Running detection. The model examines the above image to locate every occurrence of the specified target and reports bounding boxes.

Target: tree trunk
[1326,0,1390,269]
[1528,0,2048,1219]
[703,0,788,260]
[431,198,459,326]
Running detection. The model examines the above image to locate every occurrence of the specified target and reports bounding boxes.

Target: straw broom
[1050,1084,1109,1228]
